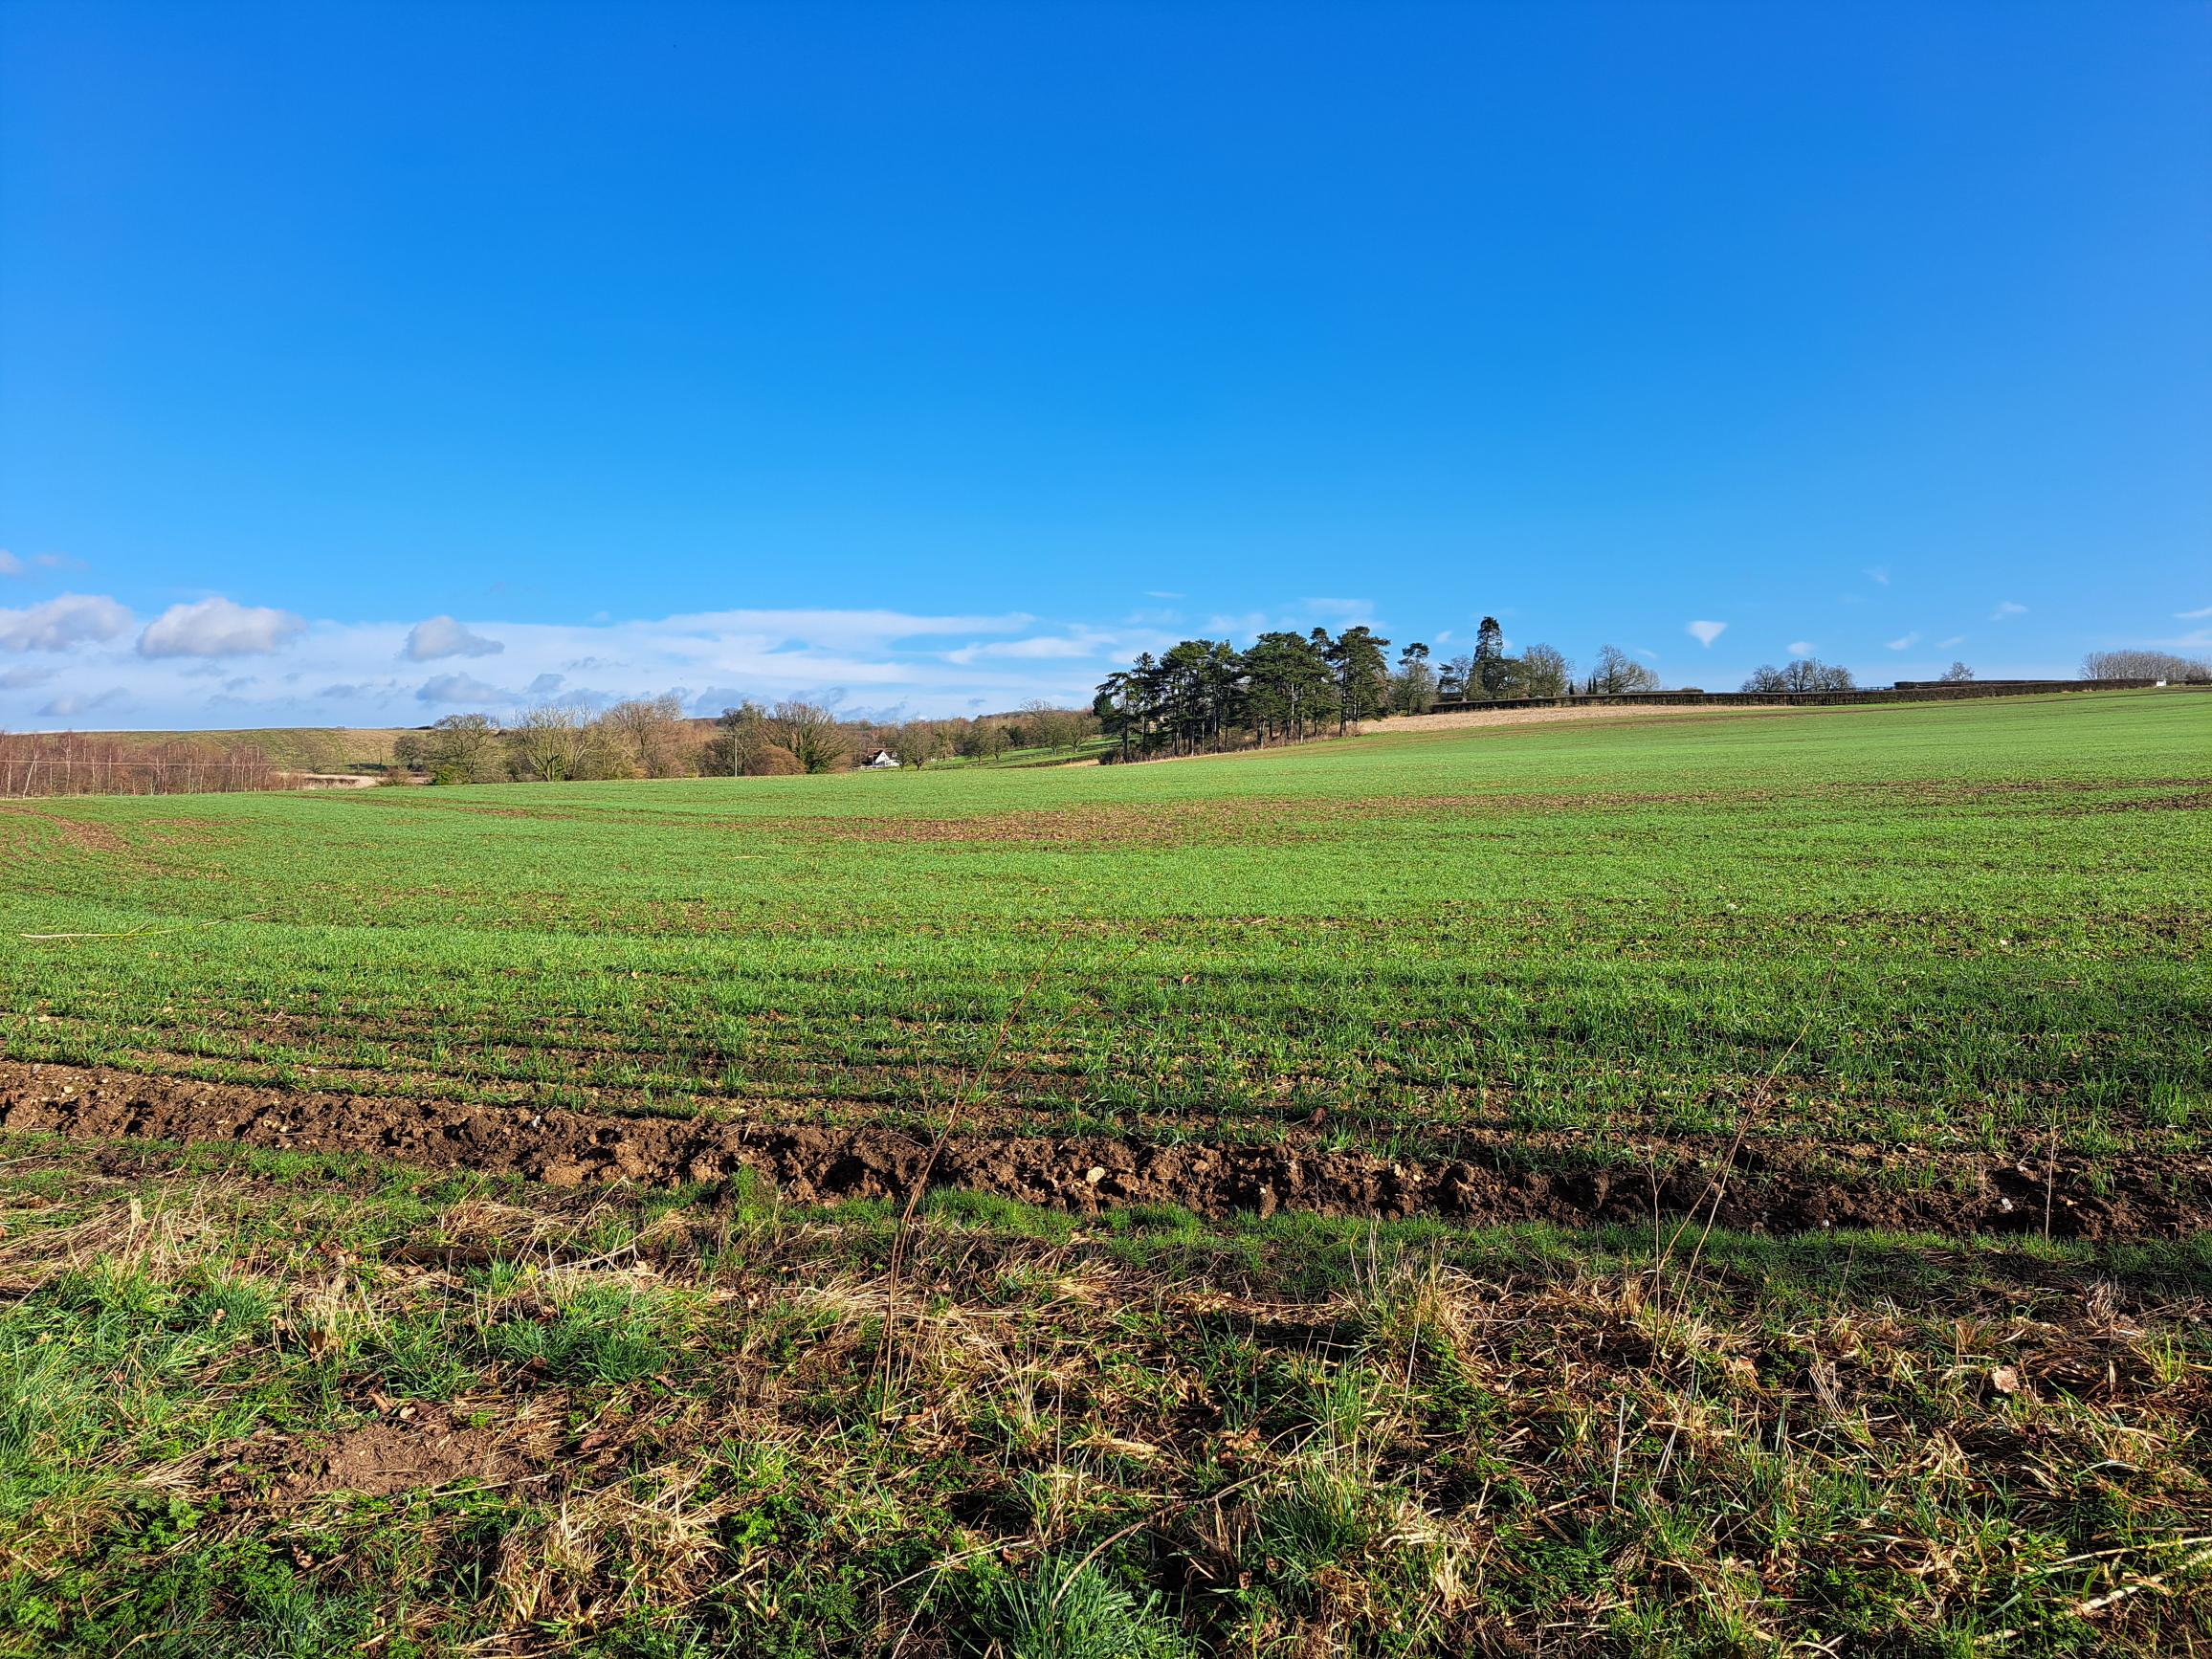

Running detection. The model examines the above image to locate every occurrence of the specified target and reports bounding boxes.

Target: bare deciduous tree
[1018,699,1092,751]
[704,702,795,776]
[2083,649,2210,683]
[961,720,1013,761]
[1743,658,1853,694]
[895,719,949,768]
[1511,643,1574,698]
[1586,645,1660,695]
[597,695,690,777]
[773,700,848,773]
[511,704,587,782]
[425,713,507,783]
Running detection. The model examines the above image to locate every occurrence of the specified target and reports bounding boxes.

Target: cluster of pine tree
[1092,616,1630,761]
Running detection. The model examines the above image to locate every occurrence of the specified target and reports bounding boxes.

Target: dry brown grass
[0,1139,2207,1655]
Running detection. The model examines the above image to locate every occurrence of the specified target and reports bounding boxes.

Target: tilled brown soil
[250,1407,542,1511]
[3,1060,2204,1239]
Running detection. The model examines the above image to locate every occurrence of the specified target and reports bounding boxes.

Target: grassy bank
[2,1136,2206,1657]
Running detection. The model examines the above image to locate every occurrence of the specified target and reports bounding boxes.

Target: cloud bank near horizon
[0,581,2192,732]
[0,597,1207,729]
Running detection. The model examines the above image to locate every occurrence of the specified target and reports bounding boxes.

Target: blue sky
[2,1,2206,726]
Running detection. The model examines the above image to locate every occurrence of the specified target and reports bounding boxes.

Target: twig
[2042,1116,2059,1244]
[1608,1393,1628,1509]
[1655,1357,1697,1485]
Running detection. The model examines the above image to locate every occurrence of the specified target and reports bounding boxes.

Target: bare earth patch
[5,1059,2204,1240]
[256,1406,537,1509]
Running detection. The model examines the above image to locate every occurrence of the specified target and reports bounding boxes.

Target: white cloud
[0,550,20,578]
[1204,610,1274,637]
[523,673,564,696]
[667,607,1033,650]
[1887,631,1921,651]
[1990,601,2027,621]
[2177,605,2212,620]
[0,664,55,688]
[1301,597,1376,624]
[689,686,754,717]
[1686,620,1726,647]
[1865,565,1890,586]
[405,615,505,661]
[1786,641,1814,656]
[138,597,306,658]
[5,603,1192,728]
[0,593,134,651]
[1938,635,1966,648]
[37,687,127,719]
[416,672,514,706]
[1144,589,1184,600]
[945,635,1103,666]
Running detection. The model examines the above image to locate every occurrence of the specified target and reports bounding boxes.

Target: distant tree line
[393,697,703,784]
[0,731,280,798]
[1749,656,1974,693]
[1091,617,1661,760]
[1740,658,1859,693]
[391,696,1100,784]
[701,697,1097,776]
[2083,649,2211,684]
[879,701,1096,770]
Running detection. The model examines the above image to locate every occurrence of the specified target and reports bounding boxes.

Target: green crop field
[4,690,2210,1656]
[3,691,2206,1166]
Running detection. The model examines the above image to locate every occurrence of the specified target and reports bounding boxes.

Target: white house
[860,748,900,769]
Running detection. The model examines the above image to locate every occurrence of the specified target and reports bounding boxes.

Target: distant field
[74,724,418,772]
[2,690,2205,1220]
